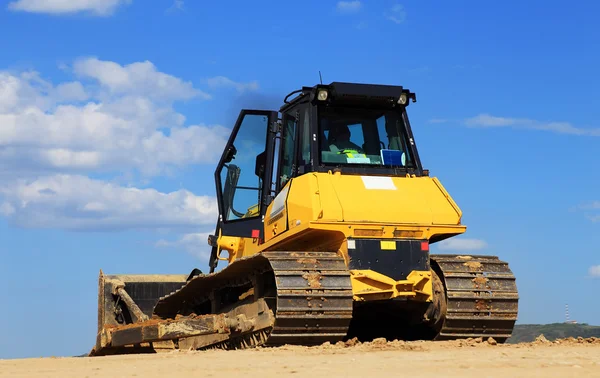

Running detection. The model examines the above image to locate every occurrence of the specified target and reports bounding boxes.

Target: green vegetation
[506,323,600,343]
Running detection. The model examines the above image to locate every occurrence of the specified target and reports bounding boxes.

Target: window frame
[275,102,310,194]
[314,104,424,176]
[278,110,298,191]
[213,109,279,239]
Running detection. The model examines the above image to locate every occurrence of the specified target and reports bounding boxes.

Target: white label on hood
[361,176,397,190]
[270,184,289,217]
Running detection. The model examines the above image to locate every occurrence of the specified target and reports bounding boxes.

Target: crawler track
[151,252,518,348]
[152,251,355,349]
[93,251,518,354]
[431,254,519,343]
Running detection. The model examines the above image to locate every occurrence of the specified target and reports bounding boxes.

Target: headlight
[398,93,408,105]
[317,89,328,101]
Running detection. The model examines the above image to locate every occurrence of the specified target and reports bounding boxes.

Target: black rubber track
[153,251,354,348]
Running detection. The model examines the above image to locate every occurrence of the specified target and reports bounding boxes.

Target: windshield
[318,106,415,168]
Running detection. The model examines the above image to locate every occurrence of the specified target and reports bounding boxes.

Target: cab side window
[219,114,269,221]
[300,108,311,166]
[280,112,297,188]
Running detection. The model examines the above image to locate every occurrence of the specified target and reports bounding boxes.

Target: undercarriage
[91,252,518,356]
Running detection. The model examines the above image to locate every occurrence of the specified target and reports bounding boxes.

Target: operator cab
[281,82,423,178]
[209,82,424,271]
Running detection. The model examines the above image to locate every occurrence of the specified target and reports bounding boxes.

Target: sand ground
[2,338,600,378]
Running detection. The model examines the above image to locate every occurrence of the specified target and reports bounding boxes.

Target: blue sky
[0,0,599,359]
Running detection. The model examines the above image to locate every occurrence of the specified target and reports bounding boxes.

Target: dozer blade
[91,297,275,356]
[90,251,353,356]
[92,270,188,355]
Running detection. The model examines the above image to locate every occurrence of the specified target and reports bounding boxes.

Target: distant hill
[506,323,600,343]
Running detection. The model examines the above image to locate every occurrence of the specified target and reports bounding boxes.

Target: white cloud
[0,175,217,231]
[336,1,361,13]
[156,232,212,259]
[0,59,230,176]
[73,57,210,100]
[55,82,89,102]
[166,0,184,12]
[0,71,53,113]
[465,114,600,136]
[586,215,600,223]
[0,58,264,246]
[573,201,600,223]
[386,4,406,24]
[206,76,259,94]
[578,201,600,211]
[436,238,488,251]
[7,0,131,16]
[589,265,600,278]
[587,201,600,209]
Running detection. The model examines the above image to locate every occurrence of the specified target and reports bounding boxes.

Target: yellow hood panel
[317,173,462,226]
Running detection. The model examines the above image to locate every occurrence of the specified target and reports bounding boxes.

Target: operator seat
[328,124,362,152]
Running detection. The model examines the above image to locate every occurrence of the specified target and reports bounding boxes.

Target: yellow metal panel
[349,269,432,302]
[354,228,384,237]
[380,240,396,250]
[219,170,467,266]
[264,181,291,243]
[264,171,465,254]
[285,172,343,225]
[431,177,463,224]
[317,172,462,226]
[394,230,423,238]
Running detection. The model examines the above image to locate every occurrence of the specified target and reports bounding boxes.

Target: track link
[152,251,354,350]
[431,254,519,342]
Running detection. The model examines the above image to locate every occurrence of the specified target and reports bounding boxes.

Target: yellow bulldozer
[90,82,519,356]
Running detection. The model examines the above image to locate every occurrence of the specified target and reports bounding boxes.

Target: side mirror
[255,151,266,177]
[224,145,237,163]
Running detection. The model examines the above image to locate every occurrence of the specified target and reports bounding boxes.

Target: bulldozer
[90,82,519,356]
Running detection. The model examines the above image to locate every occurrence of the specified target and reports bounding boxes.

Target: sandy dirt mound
[2,338,600,378]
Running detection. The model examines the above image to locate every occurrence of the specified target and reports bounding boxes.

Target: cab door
[212,109,278,245]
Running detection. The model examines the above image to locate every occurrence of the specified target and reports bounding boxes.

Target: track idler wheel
[422,268,447,339]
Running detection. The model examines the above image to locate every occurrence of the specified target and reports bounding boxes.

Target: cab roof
[280,81,416,113]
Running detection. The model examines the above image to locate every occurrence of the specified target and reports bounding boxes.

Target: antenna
[564,303,577,324]
[319,71,323,84]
